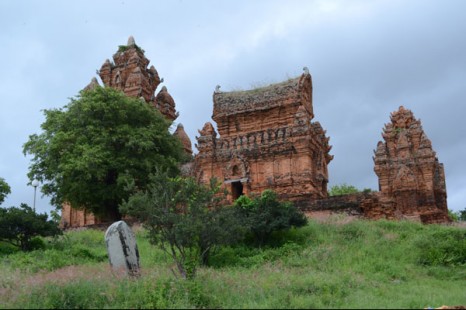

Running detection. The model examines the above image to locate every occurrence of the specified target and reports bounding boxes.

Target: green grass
[1,218,465,309]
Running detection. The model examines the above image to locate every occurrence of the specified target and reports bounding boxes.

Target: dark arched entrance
[231,181,244,200]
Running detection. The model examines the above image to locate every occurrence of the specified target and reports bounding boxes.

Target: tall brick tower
[97,36,178,121]
[364,106,449,223]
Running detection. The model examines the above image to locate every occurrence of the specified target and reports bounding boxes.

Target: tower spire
[127,35,135,46]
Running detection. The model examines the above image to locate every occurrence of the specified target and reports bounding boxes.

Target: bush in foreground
[1,229,107,272]
[0,204,61,251]
[121,171,246,279]
[234,190,308,246]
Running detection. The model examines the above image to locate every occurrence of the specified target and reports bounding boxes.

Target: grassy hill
[1,216,465,309]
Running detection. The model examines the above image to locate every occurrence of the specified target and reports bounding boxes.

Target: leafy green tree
[0,177,11,205]
[328,183,361,196]
[362,188,373,194]
[23,87,183,220]
[0,204,61,251]
[121,171,246,279]
[234,190,308,246]
[459,208,466,221]
[448,209,459,222]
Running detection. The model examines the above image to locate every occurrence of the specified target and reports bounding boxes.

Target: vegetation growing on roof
[117,44,145,54]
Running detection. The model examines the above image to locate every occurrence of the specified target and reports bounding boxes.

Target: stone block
[104,220,140,277]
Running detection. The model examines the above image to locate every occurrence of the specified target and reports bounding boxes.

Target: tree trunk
[176,261,188,279]
[100,202,122,222]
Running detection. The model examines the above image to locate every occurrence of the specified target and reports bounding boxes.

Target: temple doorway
[231,181,244,200]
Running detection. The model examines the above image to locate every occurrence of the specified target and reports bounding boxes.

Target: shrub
[2,230,108,272]
[415,228,466,266]
[328,183,360,196]
[454,207,466,221]
[449,209,459,222]
[121,171,246,279]
[0,242,18,255]
[234,190,307,246]
[0,204,61,251]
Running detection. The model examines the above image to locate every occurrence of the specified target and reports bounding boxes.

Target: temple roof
[127,35,135,46]
[377,106,436,161]
[390,106,416,129]
[174,123,193,155]
[82,77,100,92]
[213,72,311,118]
[154,86,177,121]
[155,86,175,108]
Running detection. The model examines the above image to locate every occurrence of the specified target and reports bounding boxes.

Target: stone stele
[104,220,140,277]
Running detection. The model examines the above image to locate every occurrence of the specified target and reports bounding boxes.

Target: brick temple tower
[362,106,449,223]
[194,68,333,203]
[98,36,178,121]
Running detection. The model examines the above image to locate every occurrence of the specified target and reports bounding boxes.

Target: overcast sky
[1,0,465,215]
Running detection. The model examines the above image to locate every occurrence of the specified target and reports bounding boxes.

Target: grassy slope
[0,217,465,309]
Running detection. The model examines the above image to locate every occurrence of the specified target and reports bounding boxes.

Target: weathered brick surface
[364,106,449,223]
[60,203,101,229]
[297,107,450,224]
[298,193,366,216]
[174,123,193,155]
[98,36,177,121]
[194,70,333,202]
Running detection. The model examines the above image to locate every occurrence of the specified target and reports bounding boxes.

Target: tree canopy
[23,87,184,220]
[328,183,372,196]
[0,177,11,205]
